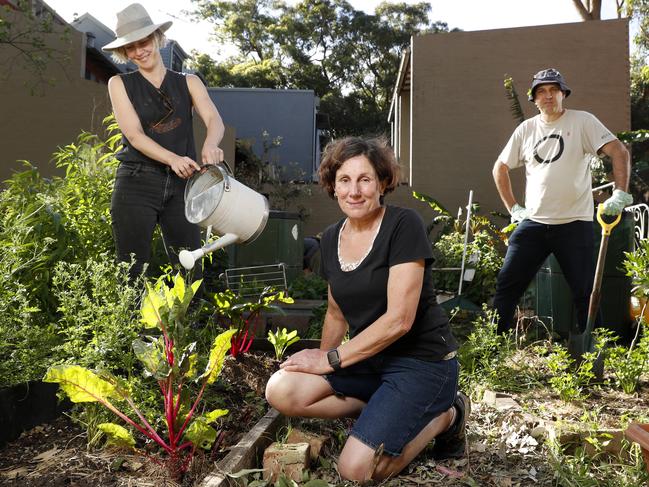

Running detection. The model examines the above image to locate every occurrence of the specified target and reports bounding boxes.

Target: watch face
[327,349,340,365]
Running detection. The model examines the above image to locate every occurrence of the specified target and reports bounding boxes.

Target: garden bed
[2,349,649,486]
[0,352,278,487]
[3,331,649,487]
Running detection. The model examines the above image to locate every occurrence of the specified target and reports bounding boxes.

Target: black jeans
[111,161,201,282]
[493,219,598,334]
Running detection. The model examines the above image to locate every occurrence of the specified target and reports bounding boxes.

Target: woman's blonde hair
[110,29,167,64]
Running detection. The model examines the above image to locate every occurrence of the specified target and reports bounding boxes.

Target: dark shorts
[325,354,459,456]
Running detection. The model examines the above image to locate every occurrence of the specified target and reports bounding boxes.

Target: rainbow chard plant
[214,287,294,359]
[44,274,236,480]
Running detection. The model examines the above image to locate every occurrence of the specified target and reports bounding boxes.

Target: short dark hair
[318,136,401,199]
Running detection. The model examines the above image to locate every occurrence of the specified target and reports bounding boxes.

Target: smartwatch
[327,348,342,371]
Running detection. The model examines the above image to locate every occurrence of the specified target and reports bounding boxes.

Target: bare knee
[265,370,309,416]
[337,452,372,482]
[338,453,401,482]
[337,438,400,482]
[265,370,293,414]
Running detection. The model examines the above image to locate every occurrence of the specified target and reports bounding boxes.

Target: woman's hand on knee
[280,348,330,375]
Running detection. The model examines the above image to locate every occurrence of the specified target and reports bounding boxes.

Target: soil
[0,352,278,487]
[290,368,649,486]
[2,345,648,487]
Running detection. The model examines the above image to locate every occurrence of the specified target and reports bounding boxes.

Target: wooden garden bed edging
[0,381,71,447]
[199,408,287,487]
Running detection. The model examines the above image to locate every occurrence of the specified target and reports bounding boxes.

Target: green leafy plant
[304,302,327,340]
[546,345,589,402]
[606,323,649,394]
[545,332,611,402]
[0,117,176,387]
[503,75,525,125]
[51,255,142,373]
[413,192,505,305]
[547,433,649,487]
[458,306,516,392]
[412,191,454,236]
[214,287,294,359]
[268,328,300,360]
[288,273,327,300]
[624,238,649,301]
[433,230,504,305]
[44,274,236,480]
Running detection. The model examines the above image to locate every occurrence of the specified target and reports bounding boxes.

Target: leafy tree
[625,0,649,202]
[572,1,649,202]
[189,0,451,136]
[0,0,71,94]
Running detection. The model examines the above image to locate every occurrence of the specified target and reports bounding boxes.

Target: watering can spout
[179,233,239,270]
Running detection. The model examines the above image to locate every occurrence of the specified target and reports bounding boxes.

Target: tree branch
[572,0,594,20]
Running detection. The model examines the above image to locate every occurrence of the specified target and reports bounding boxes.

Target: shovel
[569,204,621,374]
[584,203,622,334]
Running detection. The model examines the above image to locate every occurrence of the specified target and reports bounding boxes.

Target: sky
[45,0,623,58]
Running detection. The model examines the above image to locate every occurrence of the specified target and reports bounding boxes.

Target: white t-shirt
[498,109,616,224]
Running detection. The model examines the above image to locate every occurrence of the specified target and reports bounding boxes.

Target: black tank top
[116,69,196,165]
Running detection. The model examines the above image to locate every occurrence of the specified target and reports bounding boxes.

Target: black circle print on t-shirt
[533,133,564,164]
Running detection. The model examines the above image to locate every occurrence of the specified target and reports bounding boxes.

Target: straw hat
[102,3,172,51]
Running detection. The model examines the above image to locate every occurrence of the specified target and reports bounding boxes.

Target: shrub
[51,255,142,374]
[433,229,503,305]
[604,323,649,394]
[0,118,168,386]
[458,306,516,392]
[288,273,328,300]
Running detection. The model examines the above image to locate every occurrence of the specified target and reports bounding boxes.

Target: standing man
[492,68,632,334]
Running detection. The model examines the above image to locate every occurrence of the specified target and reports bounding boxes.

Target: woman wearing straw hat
[103,3,225,280]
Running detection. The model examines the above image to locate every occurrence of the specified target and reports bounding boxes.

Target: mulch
[0,352,278,487]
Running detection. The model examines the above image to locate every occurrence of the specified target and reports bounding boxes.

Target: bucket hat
[102,3,172,51]
[528,68,571,101]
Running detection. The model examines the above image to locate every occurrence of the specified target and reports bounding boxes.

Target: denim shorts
[325,354,459,456]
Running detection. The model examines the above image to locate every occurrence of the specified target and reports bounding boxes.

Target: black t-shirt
[116,69,196,165]
[321,205,458,361]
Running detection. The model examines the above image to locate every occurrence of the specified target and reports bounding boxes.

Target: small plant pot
[625,423,649,472]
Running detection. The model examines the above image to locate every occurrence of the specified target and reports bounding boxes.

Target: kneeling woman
[265,137,469,482]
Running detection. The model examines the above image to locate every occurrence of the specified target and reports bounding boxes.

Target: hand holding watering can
[179,164,269,270]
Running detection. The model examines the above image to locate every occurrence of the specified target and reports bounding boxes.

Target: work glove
[510,203,530,223]
[601,189,633,216]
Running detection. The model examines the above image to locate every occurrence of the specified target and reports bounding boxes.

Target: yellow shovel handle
[596,203,621,236]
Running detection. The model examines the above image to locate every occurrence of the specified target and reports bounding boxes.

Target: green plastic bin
[533,212,634,342]
[227,210,304,285]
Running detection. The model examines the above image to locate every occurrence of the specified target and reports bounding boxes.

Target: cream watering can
[179,164,269,270]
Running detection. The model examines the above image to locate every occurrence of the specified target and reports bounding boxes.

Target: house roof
[71,12,126,73]
[3,0,68,27]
